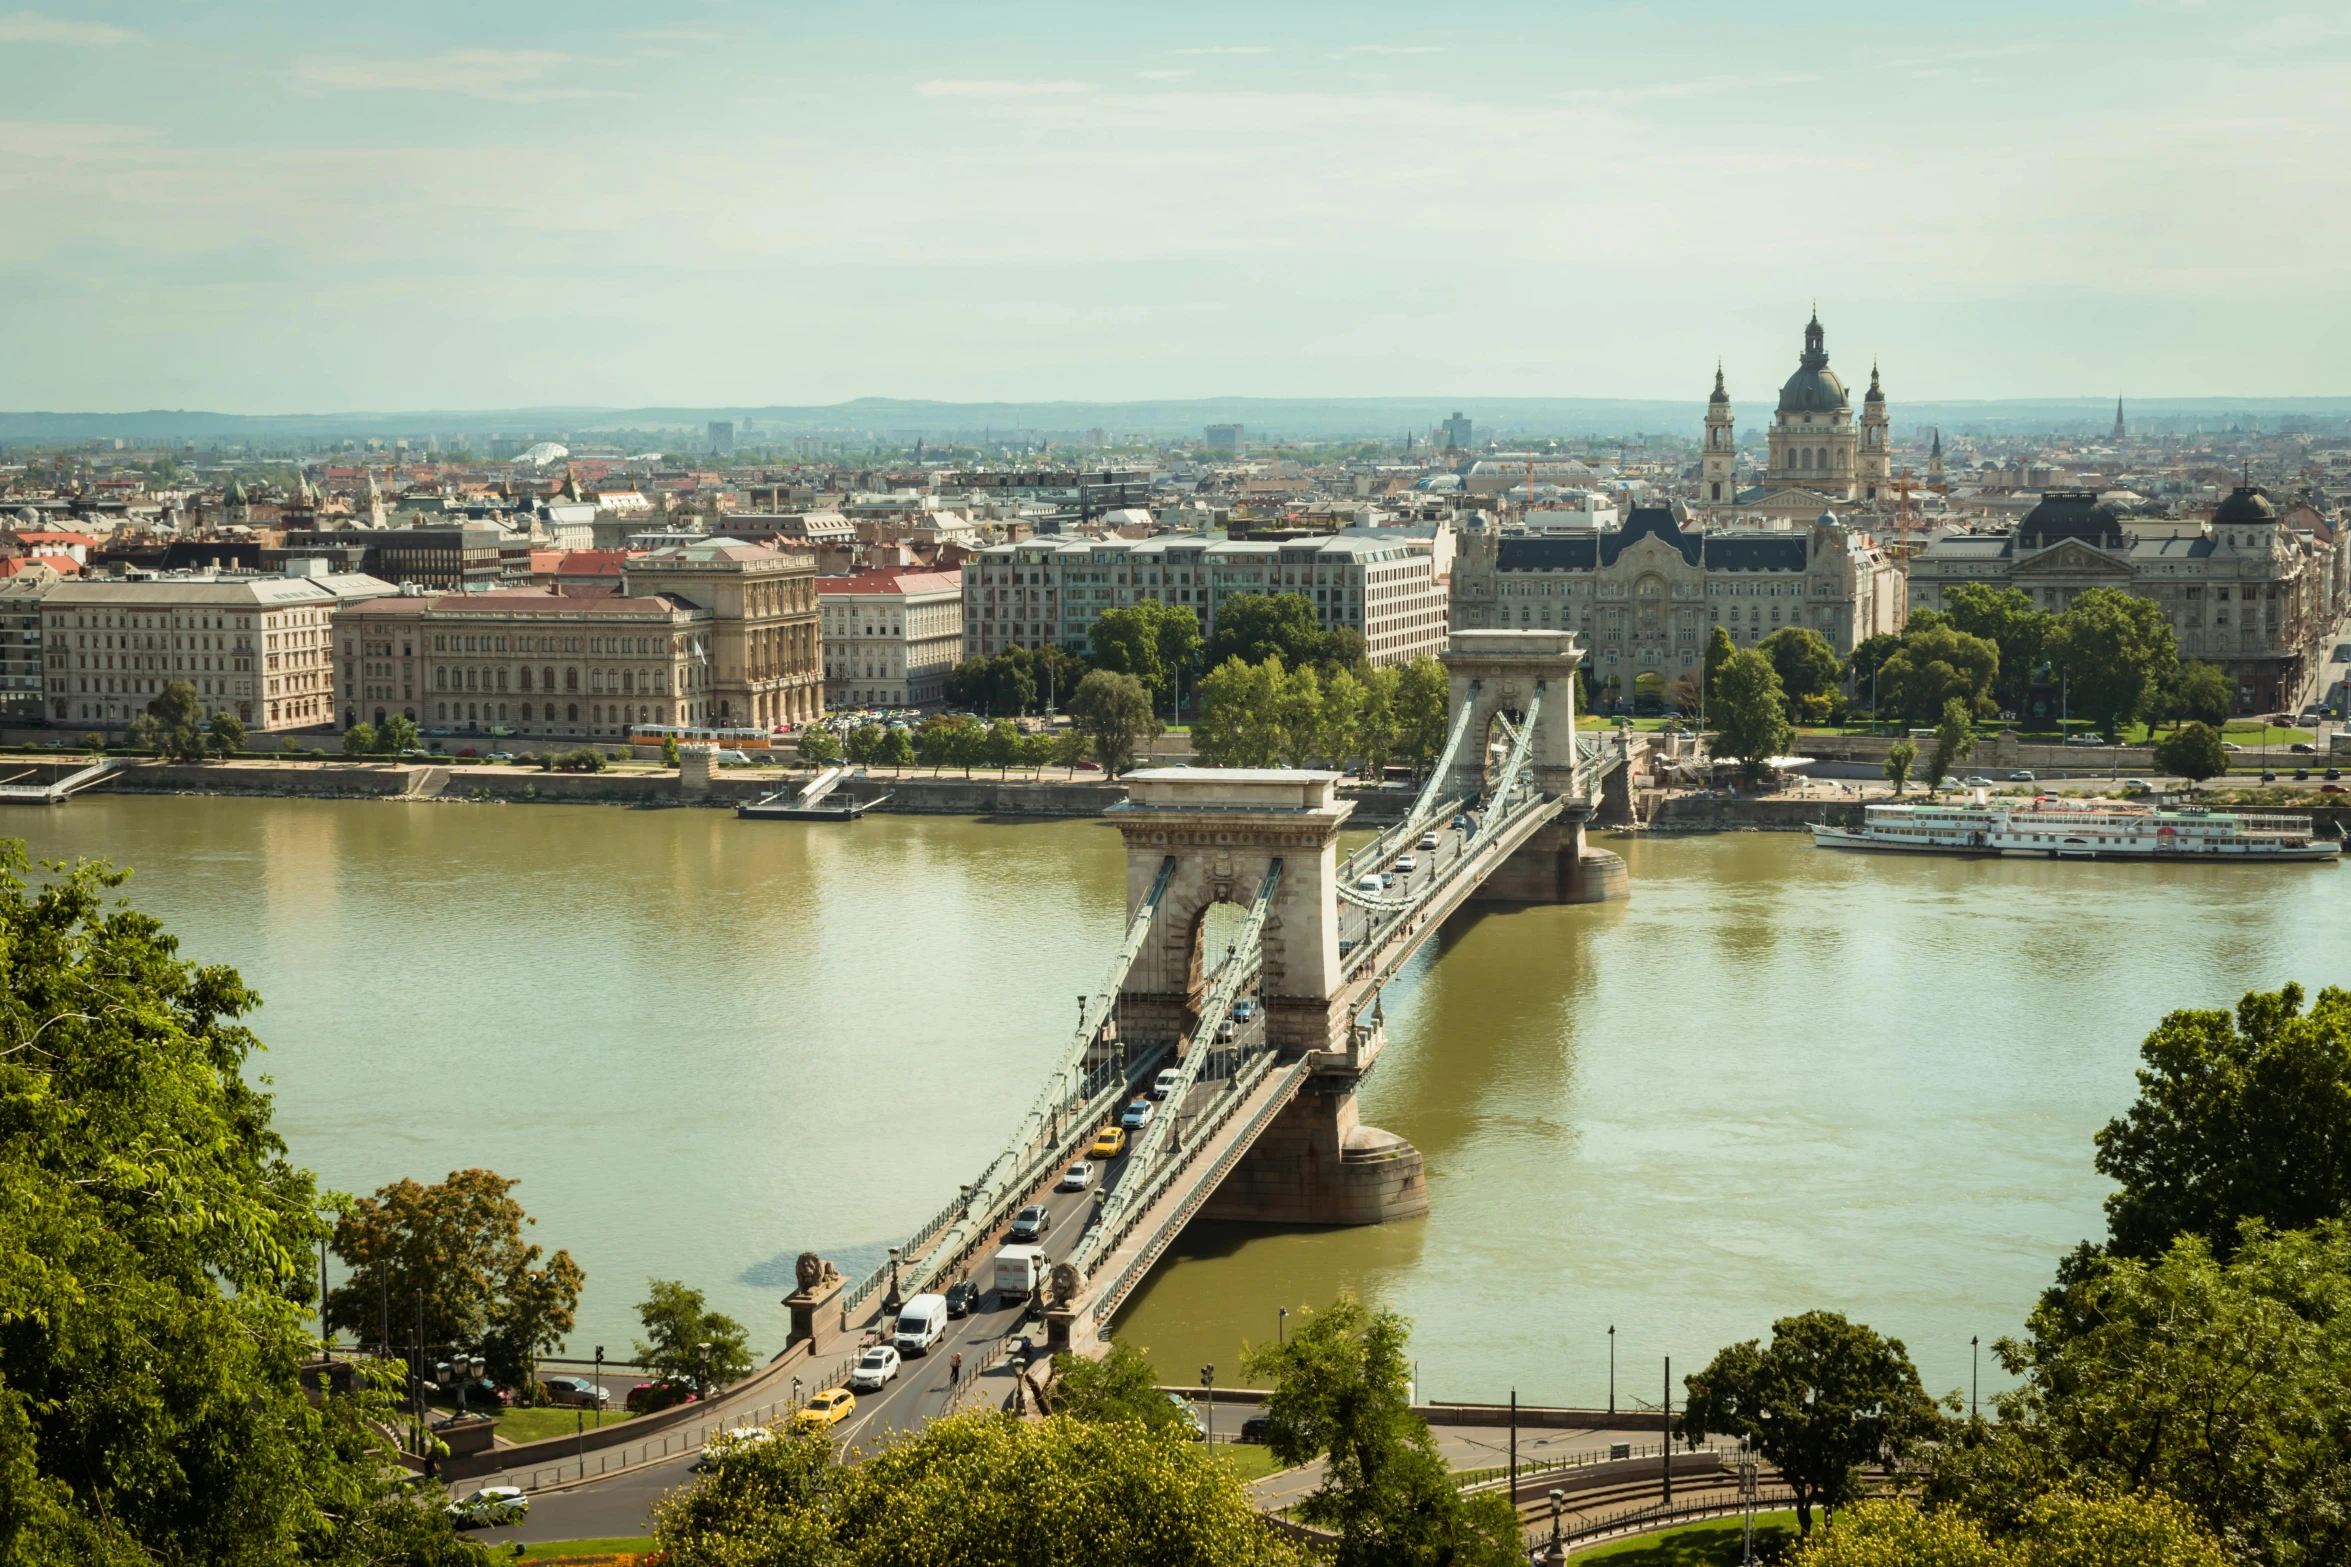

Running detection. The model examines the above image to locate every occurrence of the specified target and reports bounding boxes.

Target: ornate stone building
[1906,485,2343,714]
[1699,310,1893,524]
[1449,505,1903,708]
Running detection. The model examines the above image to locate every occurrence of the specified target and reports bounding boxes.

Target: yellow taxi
[1089,1124,1128,1159]
[792,1387,856,1430]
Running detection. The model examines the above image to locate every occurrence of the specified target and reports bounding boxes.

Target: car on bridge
[848,1345,902,1391]
[793,1388,855,1430]
[1057,1160,1094,1191]
[1393,854,1417,873]
[1151,1068,1183,1100]
[1354,874,1383,893]
[1233,998,1257,1022]
[1090,1125,1128,1159]
[945,1280,982,1317]
[1011,1204,1051,1242]
[1120,1098,1156,1131]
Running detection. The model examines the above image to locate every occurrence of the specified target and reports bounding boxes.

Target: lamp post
[885,1246,903,1315]
[1199,1364,1215,1445]
[1607,1326,1615,1417]
[1740,1438,1759,1566]
[1278,1307,1288,1346]
[1970,1336,1979,1421]
[594,1345,605,1429]
[1548,1488,1565,1563]
[696,1341,714,1403]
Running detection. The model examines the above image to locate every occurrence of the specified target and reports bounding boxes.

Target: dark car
[448,1376,508,1410]
[1238,1416,1272,1444]
[944,1280,981,1318]
[1010,1204,1050,1243]
[2295,768,2311,781]
[626,1378,698,1414]
[2262,771,2279,783]
[2291,742,2317,755]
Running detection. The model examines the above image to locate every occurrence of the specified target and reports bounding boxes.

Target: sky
[3,0,2347,414]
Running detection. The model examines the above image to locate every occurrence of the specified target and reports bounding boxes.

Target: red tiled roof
[556,550,627,576]
[816,569,961,597]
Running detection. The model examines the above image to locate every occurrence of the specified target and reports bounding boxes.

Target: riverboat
[1810,794,2340,862]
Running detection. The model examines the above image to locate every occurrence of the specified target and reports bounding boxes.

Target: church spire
[1710,360,1729,404]
[2112,397,2126,441]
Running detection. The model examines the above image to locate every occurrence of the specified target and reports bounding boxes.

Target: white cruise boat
[1811,794,2340,862]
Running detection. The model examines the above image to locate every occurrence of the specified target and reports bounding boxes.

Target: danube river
[19,797,2339,1406]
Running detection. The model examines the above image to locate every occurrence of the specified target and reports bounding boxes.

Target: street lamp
[1199,1364,1215,1445]
[1970,1336,1979,1421]
[696,1341,714,1402]
[1607,1326,1616,1417]
[1278,1307,1288,1346]
[594,1345,605,1429]
[792,1375,803,1412]
[885,1246,903,1314]
[1548,1488,1566,1563]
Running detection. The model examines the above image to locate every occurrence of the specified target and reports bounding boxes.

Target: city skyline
[5,1,2349,412]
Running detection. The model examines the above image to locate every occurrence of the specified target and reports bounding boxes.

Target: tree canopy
[1203,593,1355,675]
[1711,648,1794,783]
[2152,721,2228,784]
[1878,623,2001,723]
[1793,1492,2226,1567]
[1048,1339,1192,1434]
[1241,1297,1521,1567]
[634,1278,753,1391]
[0,845,487,1564]
[2047,587,2177,741]
[653,1411,1303,1567]
[1758,626,1846,723]
[1680,1309,1943,1537]
[1942,583,2053,713]
[1068,669,1159,774]
[2093,983,2351,1259]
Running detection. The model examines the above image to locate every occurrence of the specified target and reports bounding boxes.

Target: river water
[19,797,2339,1407]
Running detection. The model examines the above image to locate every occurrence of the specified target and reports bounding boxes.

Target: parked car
[1010,1204,1051,1243]
[1120,1098,1155,1131]
[848,1346,902,1391]
[445,1488,528,1529]
[626,1378,698,1414]
[2323,783,2349,795]
[1152,1068,1183,1100]
[539,1376,608,1409]
[447,1376,508,1409]
[1238,1416,1273,1444]
[944,1279,982,1318]
[1090,1125,1128,1159]
[1075,759,1102,771]
[793,1387,855,1429]
[488,725,517,738]
[1056,1160,1094,1192]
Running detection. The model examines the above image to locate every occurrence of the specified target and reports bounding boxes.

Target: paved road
[1339,819,1472,955]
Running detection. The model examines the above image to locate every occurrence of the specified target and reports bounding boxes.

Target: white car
[2221,741,2244,752]
[445,1487,528,1529]
[1417,832,1439,850]
[1354,874,1382,893]
[1960,776,1994,787]
[1151,1068,1183,1100]
[1393,854,1418,873]
[695,1425,778,1471]
[848,1345,902,1391]
[1058,1160,1094,1191]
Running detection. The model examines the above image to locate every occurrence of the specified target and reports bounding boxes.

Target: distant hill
[6,393,2349,447]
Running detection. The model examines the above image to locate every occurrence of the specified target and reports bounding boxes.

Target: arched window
[565,668,579,692]
[622,670,634,694]
[566,703,578,722]
[496,668,507,692]
[520,667,534,692]
[435,668,447,690]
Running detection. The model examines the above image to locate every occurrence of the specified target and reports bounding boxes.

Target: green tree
[1203,593,1325,671]
[328,1169,583,1392]
[1050,726,1090,776]
[1089,605,1167,701]
[1319,667,1367,776]
[845,722,887,765]
[1193,656,1285,768]
[1276,662,1325,768]
[1883,738,1917,797]
[915,714,985,774]
[983,718,1019,776]
[1242,1297,1521,1567]
[1879,624,2001,724]
[1702,624,1738,711]
[1930,1223,2351,1567]
[2170,662,2232,730]
[632,1279,753,1394]
[879,725,916,770]
[2047,587,2177,743]
[1355,664,1403,783]
[207,709,246,756]
[149,678,206,760]
[1014,729,1058,773]
[1069,669,1159,775]
[661,734,682,768]
[1943,583,2054,714]
[654,1411,1302,1567]
[1848,631,1905,717]
[797,724,841,766]
[1394,655,1450,772]
[341,722,379,758]
[0,846,488,1565]
[2093,983,2351,1259]
[1680,1310,1943,1538]
[2152,721,2228,785]
[1924,698,1977,793]
[377,714,421,753]
[1712,648,1795,784]
[1760,627,1845,719]
[1048,1339,1190,1433]
[1793,1493,2225,1567]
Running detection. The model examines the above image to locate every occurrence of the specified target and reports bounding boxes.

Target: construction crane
[1884,464,1923,559]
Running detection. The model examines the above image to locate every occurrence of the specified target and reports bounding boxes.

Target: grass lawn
[505,1539,653,1563]
[1576,1510,1800,1563]
[1213,1442,1290,1483]
[492,1405,635,1444]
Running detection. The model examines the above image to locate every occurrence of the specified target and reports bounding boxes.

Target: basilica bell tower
[1702,364,1736,510]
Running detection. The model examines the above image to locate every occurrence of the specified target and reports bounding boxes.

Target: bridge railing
[1339,687,1481,886]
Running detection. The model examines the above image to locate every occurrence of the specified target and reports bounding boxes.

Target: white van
[994,1244,1045,1303]
[892,1292,949,1356]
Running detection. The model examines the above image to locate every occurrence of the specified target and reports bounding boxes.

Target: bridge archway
[1440,629,1586,804]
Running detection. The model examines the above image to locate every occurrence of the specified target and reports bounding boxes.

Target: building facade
[1906,486,2340,714]
[817,569,962,709]
[961,529,1449,668]
[1699,311,1893,522]
[43,567,397,732]
[1449,506,1903,706]
[0,575,49,722]
[332,539,823,740]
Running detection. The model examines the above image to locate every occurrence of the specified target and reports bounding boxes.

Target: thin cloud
[1174,46,1270,55]
[0,10,138,44]
[291,49,619,103]
[1339,44,1445,56]
[1138,69,1190,79]
[916,79,1092,97]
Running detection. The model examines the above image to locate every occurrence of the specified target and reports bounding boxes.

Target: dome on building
[1777,311,1848,415]
[2210,484,2277,529]
[1863,361,1884,405]
[513,441,570,468]
[2019,490,2124,550]
[1709,363,1729,405]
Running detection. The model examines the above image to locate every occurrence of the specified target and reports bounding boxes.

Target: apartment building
[817,569,962,709]
[332,538,823,740]
[0,575,50,722]
[43,566,398,732]
[961,529,1449,667]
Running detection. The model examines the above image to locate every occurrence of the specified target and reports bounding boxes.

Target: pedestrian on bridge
[950,1352,963,1389]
